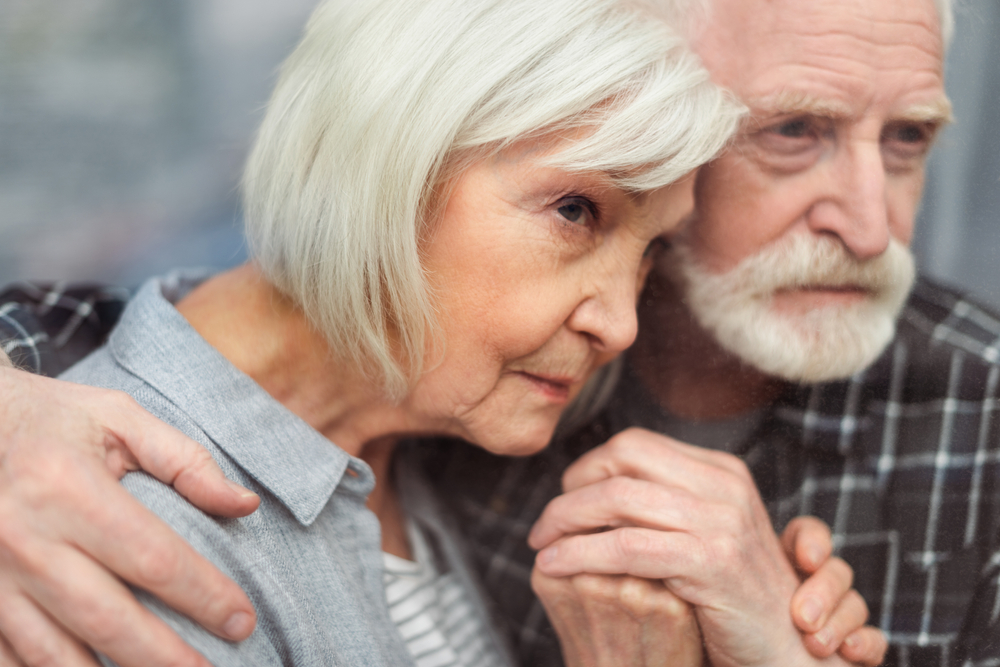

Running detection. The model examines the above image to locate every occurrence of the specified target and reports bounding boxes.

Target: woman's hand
[0,368,260,667]
[532,568,704,667]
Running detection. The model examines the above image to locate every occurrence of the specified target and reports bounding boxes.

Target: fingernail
[222,611,255,640]
[537,546,558,566]
[807,544,824,567]
[226,479,259,499]
[801,597,822,625]
[844,633,860,649]
[814,628,833,648]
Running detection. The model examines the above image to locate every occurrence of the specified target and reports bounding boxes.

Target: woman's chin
[469,419,560,458]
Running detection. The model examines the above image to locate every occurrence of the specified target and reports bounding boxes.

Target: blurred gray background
[1,0,998,306]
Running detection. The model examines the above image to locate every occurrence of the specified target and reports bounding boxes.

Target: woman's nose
[565,260,641,355]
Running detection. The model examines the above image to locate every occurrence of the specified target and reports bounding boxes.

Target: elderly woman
[52,0,738,663]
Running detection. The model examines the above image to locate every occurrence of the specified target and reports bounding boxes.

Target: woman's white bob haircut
[244,0,742,399]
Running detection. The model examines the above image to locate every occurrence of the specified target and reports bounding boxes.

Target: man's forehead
[693,0,945,98]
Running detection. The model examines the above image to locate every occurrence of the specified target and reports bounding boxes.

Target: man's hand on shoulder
[0,367,260,667]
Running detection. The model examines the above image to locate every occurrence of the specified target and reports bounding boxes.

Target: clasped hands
[528,428,886,667]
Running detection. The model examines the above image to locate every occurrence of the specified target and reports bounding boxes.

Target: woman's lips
[516,371,575,402]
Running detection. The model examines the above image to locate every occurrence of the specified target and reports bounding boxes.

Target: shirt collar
[108,275,372,526]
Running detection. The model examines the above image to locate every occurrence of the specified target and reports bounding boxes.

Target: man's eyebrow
[895,96,954,125]
[743,91,955,125]
[744,91,853,119]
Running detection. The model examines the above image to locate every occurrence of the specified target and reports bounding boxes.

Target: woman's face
[408,138,696,455]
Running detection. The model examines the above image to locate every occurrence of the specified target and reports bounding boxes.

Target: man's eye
[773,119,811,138]
[883,122,932,145]
[557,198,595,226]
[881,121,937,168]
[750,116,830,172]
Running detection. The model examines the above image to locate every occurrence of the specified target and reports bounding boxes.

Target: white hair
[244,0,742,398]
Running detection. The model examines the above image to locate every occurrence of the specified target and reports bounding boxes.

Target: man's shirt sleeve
[0,282,129,376]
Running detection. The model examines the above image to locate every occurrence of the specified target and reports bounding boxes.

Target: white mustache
[682,233,916,305]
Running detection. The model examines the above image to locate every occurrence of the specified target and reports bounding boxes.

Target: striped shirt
[384,520,505,667]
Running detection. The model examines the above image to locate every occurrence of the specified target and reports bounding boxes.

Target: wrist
[0,347,12,369]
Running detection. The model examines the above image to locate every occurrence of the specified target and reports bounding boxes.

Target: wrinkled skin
[0,367,259,667]
[530,428,886,667]
[533,570,705,667]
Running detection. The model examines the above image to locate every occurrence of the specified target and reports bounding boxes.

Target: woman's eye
[556,198,595,226]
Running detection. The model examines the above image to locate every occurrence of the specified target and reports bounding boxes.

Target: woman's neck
[175,263,416,558]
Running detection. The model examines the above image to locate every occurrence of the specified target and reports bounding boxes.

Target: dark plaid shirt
[0,282,127,376]
[4,277,1000,667]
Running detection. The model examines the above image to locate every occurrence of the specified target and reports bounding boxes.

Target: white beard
[665,232,916,384]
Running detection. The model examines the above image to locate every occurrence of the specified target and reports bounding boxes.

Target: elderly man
[0,0,982,665]
[425,1,988,666]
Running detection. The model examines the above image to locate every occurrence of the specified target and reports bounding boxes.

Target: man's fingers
[0,633,26,667]
[791,556,854,634]
[801,590,870,659]
[101,391,259,519]
[782,516,833,575]
[53,465,256,643]
[528,477,693,550]
[839,627,888,667]
[0,590,101,667]
[14,540,216,667]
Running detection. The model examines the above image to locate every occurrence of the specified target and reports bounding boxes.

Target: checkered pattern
[423,277,1000,667]
[0,282,129,377]
[6,276,1000,667]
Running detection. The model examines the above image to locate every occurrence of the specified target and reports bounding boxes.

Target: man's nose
[805,140,891,260]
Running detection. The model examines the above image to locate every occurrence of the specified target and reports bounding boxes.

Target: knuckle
[2,454,85,515]
[829,557,854,588]
[74,604,127,650]
[713,503,749,537]
[707,530,745,566]
[566,573,608,602]
[618,577,662,617]
[104,389,139,414]
[615,527,655,562]
[134,544,183,588]
[607,428,651,456]
[722,451,752,479]
[602,477,639,509]
[9,632,65,667]
[846,590,870,623]
[530,568,556,596]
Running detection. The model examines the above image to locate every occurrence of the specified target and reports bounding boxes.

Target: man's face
[672,0,950,382]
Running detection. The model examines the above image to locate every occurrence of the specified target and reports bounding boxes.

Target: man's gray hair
[243,0,742,399]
